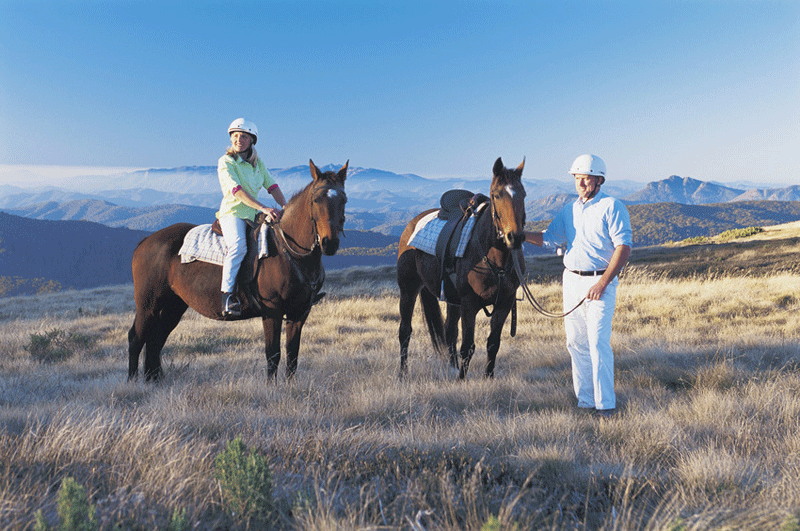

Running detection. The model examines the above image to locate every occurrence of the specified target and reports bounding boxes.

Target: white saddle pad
[179,223,269,266]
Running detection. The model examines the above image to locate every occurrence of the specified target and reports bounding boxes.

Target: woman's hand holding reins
[261,206,282,224]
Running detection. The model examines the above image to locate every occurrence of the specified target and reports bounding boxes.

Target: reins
[272,221,320,259]
[511,249,585,319]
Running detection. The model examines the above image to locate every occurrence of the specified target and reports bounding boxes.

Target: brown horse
[397,157,526,379]
[128,160,348,382]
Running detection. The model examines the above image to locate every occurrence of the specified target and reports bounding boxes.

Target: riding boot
[221,292,242,318]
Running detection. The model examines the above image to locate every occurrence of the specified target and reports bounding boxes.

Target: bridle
[270,183,345,259]
[254,182,345,321]
[489,181,585,319]
[474,182,524,317]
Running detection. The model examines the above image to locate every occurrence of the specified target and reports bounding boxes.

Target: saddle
[435,190,489,304]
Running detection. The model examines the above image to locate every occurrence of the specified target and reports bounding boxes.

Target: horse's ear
[309,159,320,181]
[335,160,349,184]
[515,158,525,176]
[493,157,504,177]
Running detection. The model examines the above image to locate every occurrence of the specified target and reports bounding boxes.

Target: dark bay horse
[128,160,348,382]
[397,157,526,379]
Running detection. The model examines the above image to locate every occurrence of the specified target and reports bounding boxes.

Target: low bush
[33,477,97,531]
[214,436,274,528]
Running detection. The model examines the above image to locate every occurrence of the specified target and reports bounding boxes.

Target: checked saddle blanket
[407,210,477,258]
[179,223,270,266]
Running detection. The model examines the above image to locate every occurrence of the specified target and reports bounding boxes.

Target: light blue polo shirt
[542,191,632,272]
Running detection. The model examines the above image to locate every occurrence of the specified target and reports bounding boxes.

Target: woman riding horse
[217,118,287,318]
[128,159,348,382]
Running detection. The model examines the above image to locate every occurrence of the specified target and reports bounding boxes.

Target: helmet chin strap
[584,175,604,202]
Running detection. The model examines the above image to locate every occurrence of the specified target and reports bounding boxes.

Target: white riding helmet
[569,154,606,180]
[228,118,258,144]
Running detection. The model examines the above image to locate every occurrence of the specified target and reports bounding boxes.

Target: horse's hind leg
[143,299,187,381]
[128,314,150,380]
[397,266,422,378]
[457,310,477,380]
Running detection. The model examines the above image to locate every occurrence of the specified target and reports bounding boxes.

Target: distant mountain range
[1,165,798,235]
[2,164,800,295]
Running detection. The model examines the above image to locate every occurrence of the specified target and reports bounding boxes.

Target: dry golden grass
[1,233,800,530]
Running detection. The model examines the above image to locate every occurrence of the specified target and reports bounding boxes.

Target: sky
[1,0,798,185]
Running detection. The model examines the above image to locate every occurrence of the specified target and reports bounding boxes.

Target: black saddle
[434,190,489,304]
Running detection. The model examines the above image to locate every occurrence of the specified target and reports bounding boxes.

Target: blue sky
[1,0,798,184]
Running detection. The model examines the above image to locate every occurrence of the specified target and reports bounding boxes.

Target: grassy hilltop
[1,223,799,530]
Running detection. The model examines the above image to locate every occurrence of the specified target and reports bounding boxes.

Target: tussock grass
[1,258,800,529]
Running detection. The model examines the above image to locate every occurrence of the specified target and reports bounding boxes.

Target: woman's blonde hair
[226,139,259,167]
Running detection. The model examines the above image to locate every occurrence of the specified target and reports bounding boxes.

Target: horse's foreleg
[262,317,282,381]
[284,320,305,380]
[485,303,512,378]
[444,304,461,370]
[458,310,477,380]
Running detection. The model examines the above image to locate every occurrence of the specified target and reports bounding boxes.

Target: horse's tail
[419,288,447,355]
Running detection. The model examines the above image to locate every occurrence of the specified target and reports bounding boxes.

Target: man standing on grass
[524,154,631,418]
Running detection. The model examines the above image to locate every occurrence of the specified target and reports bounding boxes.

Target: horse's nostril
[508,233,524,249]
[322,237,340,256]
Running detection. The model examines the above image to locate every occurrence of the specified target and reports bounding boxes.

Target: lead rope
[511,249,585,319]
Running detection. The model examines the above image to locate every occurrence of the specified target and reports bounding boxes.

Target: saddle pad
[179,224,269,266]
[407,210,476,258]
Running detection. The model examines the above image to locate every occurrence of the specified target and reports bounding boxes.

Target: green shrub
[25,329,94,364]
[214,436,274,526]
[481,514,519,531]
[717,226,763,241]
[33,477,97,531]
[166,507,190,531]
[680,236,709,245]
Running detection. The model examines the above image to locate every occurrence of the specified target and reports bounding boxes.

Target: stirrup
[222,292,242,317]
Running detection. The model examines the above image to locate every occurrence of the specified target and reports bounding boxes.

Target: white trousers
[219,215,248,293]
[562,269,617,410]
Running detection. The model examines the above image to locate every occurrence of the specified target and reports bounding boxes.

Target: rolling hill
[3,197,800,296]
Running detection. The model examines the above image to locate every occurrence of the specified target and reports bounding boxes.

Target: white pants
[563,269,617,410]
[219,215,248,293]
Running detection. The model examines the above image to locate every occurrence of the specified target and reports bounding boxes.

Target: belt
[568,269,606,277]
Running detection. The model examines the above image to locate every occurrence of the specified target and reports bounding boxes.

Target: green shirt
[216,154,277,220]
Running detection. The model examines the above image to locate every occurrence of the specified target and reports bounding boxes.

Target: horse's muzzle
[321,237,340,256]
[505,232,524,250]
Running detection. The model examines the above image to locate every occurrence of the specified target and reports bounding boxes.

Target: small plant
[214,436,274,526]
[481,514,520,531]
[33,476,98,531]
[25,329,94,364]
[166,507,190,531]
[781,514,800,531]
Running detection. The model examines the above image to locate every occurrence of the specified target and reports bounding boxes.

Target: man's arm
[586,244,631,300]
